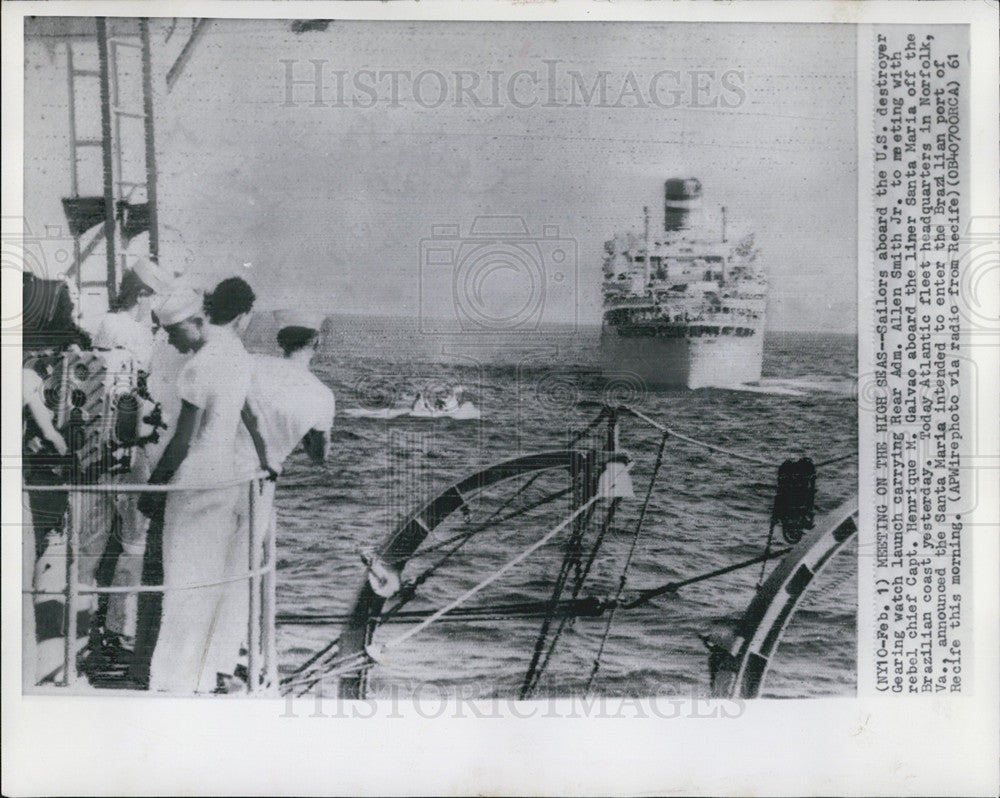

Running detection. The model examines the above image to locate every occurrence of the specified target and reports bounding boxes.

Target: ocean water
[249,318,858,699]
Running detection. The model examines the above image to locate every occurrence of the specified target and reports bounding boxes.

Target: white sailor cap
[275,309,325,331]
[132,257,174,295]
[153,288,204,327]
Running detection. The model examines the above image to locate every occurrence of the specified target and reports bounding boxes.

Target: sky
[24,20,857,332]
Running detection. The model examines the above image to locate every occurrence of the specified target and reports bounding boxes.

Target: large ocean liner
[601,178,767,389]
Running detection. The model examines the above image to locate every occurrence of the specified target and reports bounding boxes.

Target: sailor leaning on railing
[228,308,334,691]
[23,270,335,695]
[134,278,274,694]
[139,283,334,693]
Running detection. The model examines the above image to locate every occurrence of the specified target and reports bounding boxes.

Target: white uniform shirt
[173,325,252,484]
[92,312,154,370]
[22,368,44,438]
[236,355,335,471]
[22,368,43,404]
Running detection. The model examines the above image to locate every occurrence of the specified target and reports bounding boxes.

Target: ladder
[64,18,159,318]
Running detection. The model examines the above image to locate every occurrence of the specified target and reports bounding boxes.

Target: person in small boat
[436,386,463,413]
[223,309,336,689]
[140,279,273,694]
[411,391,432,414]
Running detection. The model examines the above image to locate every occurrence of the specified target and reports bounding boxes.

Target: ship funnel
[664,178,703,232]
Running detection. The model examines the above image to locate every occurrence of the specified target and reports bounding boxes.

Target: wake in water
[342,402,481,420]
[727,374,857,398]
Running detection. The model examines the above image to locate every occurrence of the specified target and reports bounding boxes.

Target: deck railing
[22,471,277,694]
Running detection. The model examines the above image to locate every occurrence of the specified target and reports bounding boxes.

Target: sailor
[221,309,335,689]
[22,366,68,484]
[88,258,173,658]
[22,364,70,686]
[254,309,335,468]
[141,279,273,693]
[92,257,172,367]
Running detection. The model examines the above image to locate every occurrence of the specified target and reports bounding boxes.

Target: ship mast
[721,205,727,283]
[642,205,651,286]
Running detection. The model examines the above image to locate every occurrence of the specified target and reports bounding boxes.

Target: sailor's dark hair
[277,325,318,356]
[204,277,255,325]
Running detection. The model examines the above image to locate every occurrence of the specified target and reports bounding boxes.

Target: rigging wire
[281,636,340,683]
[400,485,574,561]
[518,487,602,700]
[283,404,856,697]
[618,405,855,471]
[812,451,857,468]
[274,548,795,628]
[584,431,669,696]
[277,546,796,696]
[521,419,621,695]
[619,406,773,466]
[379,493,604,654]
[377,484,577,625]
[525,498,621,695]
[756,518,780,590]
[371,412,608,564]
[623,547,792,609]
[283,490,613,699]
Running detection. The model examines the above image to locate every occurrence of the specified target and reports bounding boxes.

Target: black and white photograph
[3,4,997,797]
[17,16,859,701]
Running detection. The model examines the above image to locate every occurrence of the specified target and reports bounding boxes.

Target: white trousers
[105,450,152,638]
[149,482,241,694]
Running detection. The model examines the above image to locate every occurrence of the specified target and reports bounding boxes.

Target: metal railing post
[24,472,271,693]
[247,480,261,693]
[262,487,278,692]
[64,494,79,687]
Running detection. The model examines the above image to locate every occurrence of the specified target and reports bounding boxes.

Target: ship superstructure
[601,178,767,388]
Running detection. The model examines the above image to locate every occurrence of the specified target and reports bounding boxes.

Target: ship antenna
[643,205,651,286]
[721,205,728,283]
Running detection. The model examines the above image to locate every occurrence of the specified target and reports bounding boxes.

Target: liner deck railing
[22,471,277,693]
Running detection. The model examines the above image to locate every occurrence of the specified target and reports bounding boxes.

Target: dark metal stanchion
[262,490,279,691]
[64,500,80,686]
[247,482,261,693]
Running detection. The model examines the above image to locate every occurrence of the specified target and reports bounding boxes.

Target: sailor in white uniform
[222,309,335,689]
[142,280,272,694]
[244,308,334,470]
[91,257,170,366]
[89,258,174,651]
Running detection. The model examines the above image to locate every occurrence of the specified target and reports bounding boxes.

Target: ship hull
[600,325,764,389]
